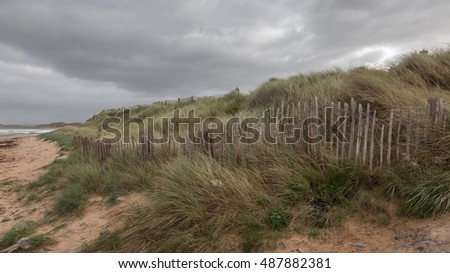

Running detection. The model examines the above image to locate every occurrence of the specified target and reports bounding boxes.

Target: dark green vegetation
[0,222,36,249]
[39,131,74,151]
[8,48,450,252]
[0,222,53,251]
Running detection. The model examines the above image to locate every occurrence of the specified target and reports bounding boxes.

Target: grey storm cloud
[0,0,449,124]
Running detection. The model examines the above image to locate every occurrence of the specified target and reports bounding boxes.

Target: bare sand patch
[272,214,450,253]
[0,136,60,182]
[35,193,147,252]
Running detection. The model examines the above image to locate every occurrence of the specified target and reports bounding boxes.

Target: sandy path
[0,136,60,182]
[35,193,146,252]
[0,136,60,235]
[0,136,147,252]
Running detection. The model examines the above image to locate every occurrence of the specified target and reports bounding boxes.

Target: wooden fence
[75,98,448,170]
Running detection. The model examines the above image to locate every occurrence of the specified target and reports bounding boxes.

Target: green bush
[266,209,292,231]
[53,183,87,215]
[402,177,450,218]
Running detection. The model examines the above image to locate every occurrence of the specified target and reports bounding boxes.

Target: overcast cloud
[0,0,449,124]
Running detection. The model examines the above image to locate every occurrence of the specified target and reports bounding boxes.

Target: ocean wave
[0,129,56,137]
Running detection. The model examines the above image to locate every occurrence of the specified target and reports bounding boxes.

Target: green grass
[401,172,450,218]
[25,234,53,250]
[80,231,121,253]
[240,217,264,252]
[52,153,158,215]
[40,131,75,151]
[0,179,19,186]
[266,209,292,231]
[26,150,80,195]
[25,131,153,215]
[53,183,87,215]
[0,222,36,249]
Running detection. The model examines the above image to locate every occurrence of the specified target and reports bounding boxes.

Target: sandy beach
[0,136,60,239]
[0,136,60,182]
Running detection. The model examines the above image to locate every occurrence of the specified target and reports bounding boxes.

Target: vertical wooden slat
[322,99,328,157]
[310,99,316,155]
[276,107,280,144]
[235,126,241,164]
[424,104,430,144]
[434,99,440,126]
[396,110,403,160]
[362,103,371,165]
[387,109,394,167]
[341,102,349,162]
[440,100,447,131]
[291,102,295,138]
[297,101,302,152]
[303,102,308,121]
[322,100,331,154]
[369,110,377,171]
[314,96,319,119]
[314,97,320,156]
[286,104,291,142]
[437,99,443,127]
[102,142,106,161]
[81,137,86,158]
[380,124,385,169]
[104,142,108,160]
[348,98,356,160]
[415,108,420,153]
[304,101,310,154]
[292,102,295,118]
[429,98,438,126]
[329,102,334,153]
[443,107,447,132]
[355,104,363,162]
[335,101,341,158]
[406,106,412,160]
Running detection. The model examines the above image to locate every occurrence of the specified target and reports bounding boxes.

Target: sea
[0,129,56,137]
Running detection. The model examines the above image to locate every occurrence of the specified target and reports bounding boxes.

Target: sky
[0,0,449,124]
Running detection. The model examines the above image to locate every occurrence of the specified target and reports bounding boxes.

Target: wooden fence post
[380,124,385,169]
[396,110,403,160]
[304,101,310,154]
[415,108,420,153]
[335,101,341,158]
[362,103,371,165]
[424,104,430,144]
[387,109,394,167]
[341,102,349,162]
[329,102,334,153]
[369,110,377,171]
[297,101,302,152]
[406,106,412,160]
[349,98,356,160]
[355,104,363,162]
